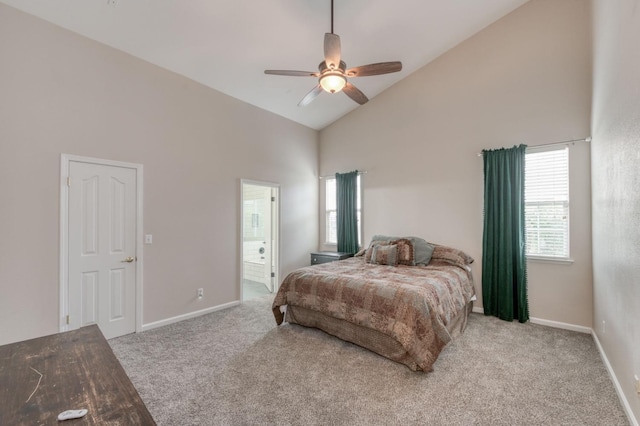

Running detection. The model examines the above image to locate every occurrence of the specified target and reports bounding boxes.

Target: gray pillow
[410,238,435,265]
[370,234,434,265]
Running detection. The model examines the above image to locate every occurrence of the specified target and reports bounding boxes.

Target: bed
[272,237,476,372]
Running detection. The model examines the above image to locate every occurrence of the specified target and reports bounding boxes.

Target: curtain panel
[336,170,359,254]
[481,145,529,322]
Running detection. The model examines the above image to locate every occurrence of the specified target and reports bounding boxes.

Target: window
[325,176,361,245]
[524,146,569,259]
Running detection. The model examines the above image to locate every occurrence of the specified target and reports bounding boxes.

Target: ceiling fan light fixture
[320,72,346,93]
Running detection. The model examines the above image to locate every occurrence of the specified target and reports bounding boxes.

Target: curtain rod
[476,136,591,157]
[319,170,368,180]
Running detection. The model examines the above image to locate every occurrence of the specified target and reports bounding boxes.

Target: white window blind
[326,178,337,244]
[525,147,569,258]
[325,176,361,245]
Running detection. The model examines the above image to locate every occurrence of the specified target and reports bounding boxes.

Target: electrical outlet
[635,375,640,396]
[197,288,204,299]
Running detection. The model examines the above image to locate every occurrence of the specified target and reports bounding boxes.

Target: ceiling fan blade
[346,61,402,77]
[264,70,319,77]
[324,33,341,70]
[343,82,368,105]
[298,84,323,107]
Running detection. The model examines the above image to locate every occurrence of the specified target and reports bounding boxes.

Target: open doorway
[241,180,279,302]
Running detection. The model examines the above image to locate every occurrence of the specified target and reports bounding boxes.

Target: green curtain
[482,145,529,323]
[336,170,359,253]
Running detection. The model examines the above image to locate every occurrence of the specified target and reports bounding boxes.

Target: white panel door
[68,161,137,339]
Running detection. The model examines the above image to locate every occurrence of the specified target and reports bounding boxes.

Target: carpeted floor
[109,295,629,425]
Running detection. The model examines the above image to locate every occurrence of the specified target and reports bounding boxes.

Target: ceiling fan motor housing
[320,60,346,73]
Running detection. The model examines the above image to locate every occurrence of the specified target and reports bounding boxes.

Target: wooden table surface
[0,325,155,425]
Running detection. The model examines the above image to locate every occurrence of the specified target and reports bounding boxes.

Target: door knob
[121,256,135,263]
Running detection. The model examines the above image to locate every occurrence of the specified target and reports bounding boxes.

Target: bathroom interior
[242,182,278,301]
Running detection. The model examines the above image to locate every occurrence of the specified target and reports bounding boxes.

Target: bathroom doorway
[241,180,279,302]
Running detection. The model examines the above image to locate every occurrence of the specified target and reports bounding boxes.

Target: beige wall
[591,0,640,421]
[0,4,318,345]
[320,0,593,327]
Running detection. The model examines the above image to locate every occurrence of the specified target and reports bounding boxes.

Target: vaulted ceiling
[1,0,529,130]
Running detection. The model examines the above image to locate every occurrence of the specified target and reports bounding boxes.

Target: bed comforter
[272,256,475,372]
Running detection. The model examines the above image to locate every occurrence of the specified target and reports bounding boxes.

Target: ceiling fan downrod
[330,0,334,34]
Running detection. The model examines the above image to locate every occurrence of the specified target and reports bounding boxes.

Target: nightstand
[310,251,354,265]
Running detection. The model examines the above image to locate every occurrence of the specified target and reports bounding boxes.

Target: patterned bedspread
[272,256,476,371]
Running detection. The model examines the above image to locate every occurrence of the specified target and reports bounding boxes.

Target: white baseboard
[592,331,639,426]
[528,316,591,334]
[471,306,591,334]
[141,300,240,332]
[472,306,637,425]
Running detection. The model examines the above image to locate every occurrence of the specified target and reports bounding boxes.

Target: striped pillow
[371,244,398,266]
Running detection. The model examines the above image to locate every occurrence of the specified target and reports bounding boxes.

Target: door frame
[240,179,280,302]
[59,154,144,334]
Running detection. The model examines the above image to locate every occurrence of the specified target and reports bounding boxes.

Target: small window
[325,176,361,245]
[525,146,569,259]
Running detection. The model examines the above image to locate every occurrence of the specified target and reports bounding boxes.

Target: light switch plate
[144,234,153,244]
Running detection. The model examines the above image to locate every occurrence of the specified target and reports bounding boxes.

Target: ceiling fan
[264,0,402,107]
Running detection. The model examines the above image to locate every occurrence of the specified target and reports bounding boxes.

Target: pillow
[364,240,390,263]
[410,237,435,265]
[430,244,474,267]
[370,244,398,266]
[354,247,367,257]
[371,234,397,243]
[371,235,434,265]
[391,238,415,266]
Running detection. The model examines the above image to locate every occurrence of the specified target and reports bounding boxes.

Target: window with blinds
[325,176,361,245]
[525,146,569,258]
[325,178,337,243]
